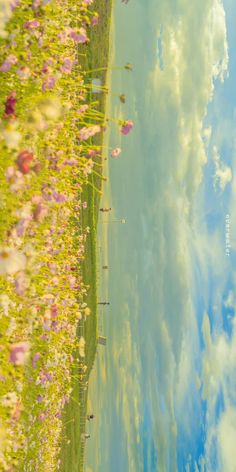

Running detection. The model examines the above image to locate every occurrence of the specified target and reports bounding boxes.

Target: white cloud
[224,290,234,308]
[201,314,236,471]
[217,407,236,472]
[213,145,232,191]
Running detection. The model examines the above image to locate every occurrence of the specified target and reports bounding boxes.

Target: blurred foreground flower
[0,54,17,72]
[4,91,16,118]
[16,150,34,174]
[23,19,40,29]
[2,121,21,148]
[9,342,30,365]
[0,248,26,275]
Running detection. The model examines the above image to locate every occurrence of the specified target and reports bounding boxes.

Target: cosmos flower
[23,19,40,29]
[111,147,122,158]
[121,120,133,135]
[2,121,21,149]
[32,352,41,368]
[0,54,17,72]
[78,125,101,141]
[33,202,48,222]
[70,27,88,43]
[91,15,99,26]
[78,104,88,114]
[60,57,73,74]
[42,76,56,91]
[0,248,26,275]
[0,294,15,316]
[16,150,34,174]
[16,66,31,80]
[4,91,17,118]
[9,342,30,365]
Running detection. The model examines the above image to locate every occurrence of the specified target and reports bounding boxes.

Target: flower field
[0,0,133,469]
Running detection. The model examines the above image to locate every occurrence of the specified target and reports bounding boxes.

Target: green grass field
[59,1,112,470]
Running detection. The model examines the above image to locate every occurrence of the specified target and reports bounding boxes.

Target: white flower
[1,391,18,408]
[0,248,26,275]
[38,97,62,120]
[1,122,22,149]
[0,294,15,316]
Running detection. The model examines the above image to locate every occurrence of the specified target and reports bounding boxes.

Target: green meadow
[43,0,113,471]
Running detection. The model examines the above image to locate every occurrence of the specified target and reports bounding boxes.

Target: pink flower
[24,19,40,29]
[78,125,101,141]
[33,203,48,222]
[16,150,33,174]
[111,147,122,158]
[32,352,41,368]
[87,149,99,157]
[0,55,17,72]
[32,0,41,9]
[91,15,99,26]
[36,395,44,402]
[9,342,30,365]
[53,191,66,203]
[38,412,48,422]
[41,57,54,74]
[4,91,17,118]
[121,120,133,135]
[16,66,31,80]
[60,57,73,74]
[63,158,78,166]
[50,304,57,318]
[58,30,68,43]
[78,104,88,114]
[10,0,20,9]
[42,76,56,91]
[70,28,88,43]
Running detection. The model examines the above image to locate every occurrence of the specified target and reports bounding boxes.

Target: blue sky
[85,1,236,471]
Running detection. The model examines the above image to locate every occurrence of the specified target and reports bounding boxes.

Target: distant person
[100,207,111,212]
[99,207,111,212]
[81,433,90,439]
[87,414,95,421]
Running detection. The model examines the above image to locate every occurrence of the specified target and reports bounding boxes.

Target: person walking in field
[81,433,90,440]
[99,207,111,212]
[87,414,95,421]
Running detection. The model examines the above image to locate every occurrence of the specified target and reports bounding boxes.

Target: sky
[85,0,236,470]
